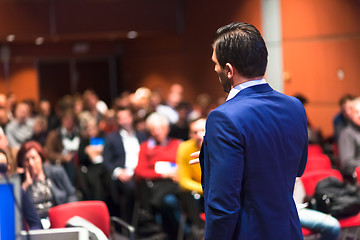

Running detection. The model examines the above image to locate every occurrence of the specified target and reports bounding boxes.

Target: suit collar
[234,83,273,97]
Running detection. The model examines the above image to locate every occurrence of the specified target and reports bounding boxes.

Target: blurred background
[0,0,359,138]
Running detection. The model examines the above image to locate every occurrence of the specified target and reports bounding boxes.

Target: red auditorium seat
[302,227,313,236]
[48,200,135,239]
[304,155,332,174]
[49,201,111,237]
[300,169,343,197]
[337,212,360,240]
[200,213,206,222]
[301,169,360,239]
[355,167,360,185]
[308,144,323,156]
[338,213,360,228]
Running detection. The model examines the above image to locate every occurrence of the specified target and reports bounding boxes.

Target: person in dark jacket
[103,107,147,222]
[77,117,118,207]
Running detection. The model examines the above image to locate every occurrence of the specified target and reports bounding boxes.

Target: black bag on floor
[313,176,360,219]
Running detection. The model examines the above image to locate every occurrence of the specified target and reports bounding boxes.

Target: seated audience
[6,92,17,120]
[130,87,152,119]
[338,97,360,178]
[177,118,205,193]
[156,83,183,124]
[103,107,147,221]
[188,93,214,120]
[0,108,9,131]
[176,118,206,229]
[77,117,118,207]
[0,94,11,127]
[45,110,80,184]
[0,145,42,230]
[134,112,182,239]
[37,99,60,132]
[6,102,34,148]
[0,126,17,174]
[333,94,355,142]
[31,116,48,146]
[83,89,104,124]
[294,94,323,145]
[17,141,77,220]
[169,102,191,141]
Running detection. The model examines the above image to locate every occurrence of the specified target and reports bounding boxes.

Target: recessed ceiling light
[6,34,15,42]
[35,37,44,45]
[127,31,138,39]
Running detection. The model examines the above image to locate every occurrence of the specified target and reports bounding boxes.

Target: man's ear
[225,63,234,79]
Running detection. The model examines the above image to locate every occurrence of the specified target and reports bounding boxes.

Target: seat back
[304,154,332,173]
[308,144,323,156]
[48,201,111,237]
[355,167,360,185]
[300,169,343,197]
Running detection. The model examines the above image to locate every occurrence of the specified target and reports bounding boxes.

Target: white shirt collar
[119,128,135,138]
[226,78,267,101]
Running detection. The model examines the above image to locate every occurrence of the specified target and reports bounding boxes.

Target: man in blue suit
[199,22,308,239]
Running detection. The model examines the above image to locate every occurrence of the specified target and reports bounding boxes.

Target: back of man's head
[213,22,268,79]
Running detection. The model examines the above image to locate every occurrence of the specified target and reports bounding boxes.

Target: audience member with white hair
[134,112,182,239]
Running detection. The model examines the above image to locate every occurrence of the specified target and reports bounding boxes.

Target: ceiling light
[6,35,15,42]
[35,37,44,45]
[127,31,138,39]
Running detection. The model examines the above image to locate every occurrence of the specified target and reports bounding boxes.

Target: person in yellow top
[177,118,206,193]
[176,117,206,236]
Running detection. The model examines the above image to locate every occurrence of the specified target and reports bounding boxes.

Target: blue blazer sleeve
[202,110,245,240]
[103,133,125,173]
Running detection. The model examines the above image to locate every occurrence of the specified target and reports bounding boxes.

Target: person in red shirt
[135,112,181,239]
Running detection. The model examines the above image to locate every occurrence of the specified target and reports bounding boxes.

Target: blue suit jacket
[200,84,308,240]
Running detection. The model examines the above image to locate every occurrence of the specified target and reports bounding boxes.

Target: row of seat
[46,144,356,240]
[48,200,135,240]
[302,144,360,239]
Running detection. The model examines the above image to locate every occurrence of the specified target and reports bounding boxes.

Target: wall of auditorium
[0,0,359,138]
[0,0,261,107]
[0,61,39,102]
[282,0,360,137]
[119,0,262,104]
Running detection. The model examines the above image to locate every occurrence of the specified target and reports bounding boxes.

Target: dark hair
[61,109,77,122]
[115,107,134,117]
[339,94,355,107]
[213,22,268,78]
[294,94,308,106]
[17,141,46,168]
[175,101,191,111]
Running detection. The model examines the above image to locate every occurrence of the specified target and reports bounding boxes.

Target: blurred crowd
[0,83,219,239]
[1,82,360,239]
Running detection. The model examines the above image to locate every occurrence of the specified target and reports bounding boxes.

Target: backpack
[313,176,360,219]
